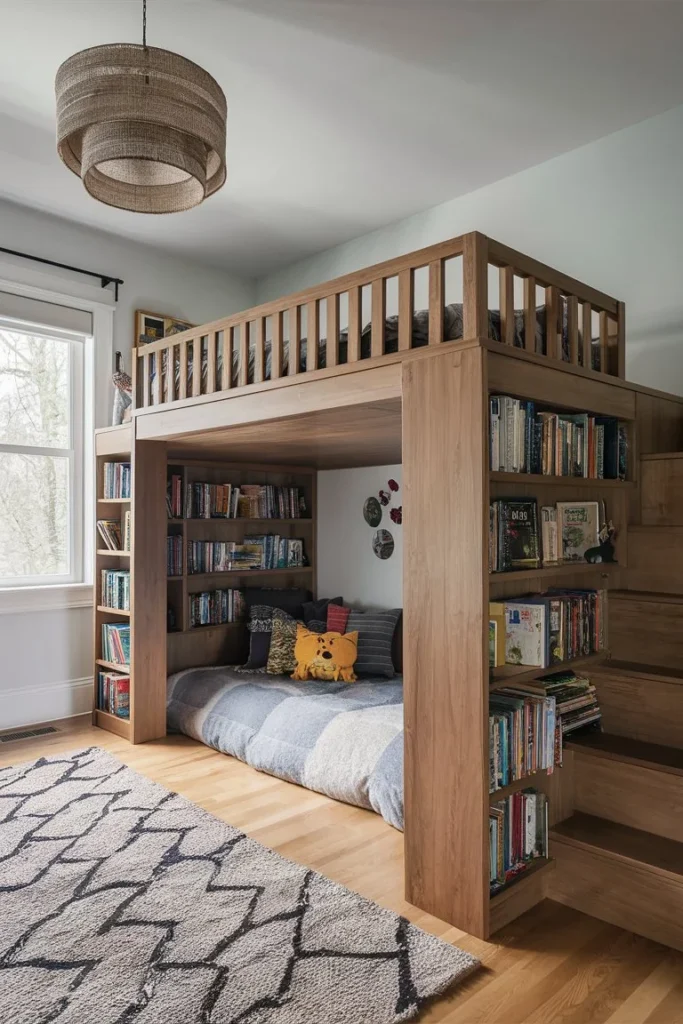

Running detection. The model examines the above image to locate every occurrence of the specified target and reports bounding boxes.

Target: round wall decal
[372,528,394,560]
[363,496,382,527]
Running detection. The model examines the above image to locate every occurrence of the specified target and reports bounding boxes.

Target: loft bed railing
[133,232,625,411]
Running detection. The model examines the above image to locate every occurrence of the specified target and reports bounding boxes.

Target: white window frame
[0,268,114,612]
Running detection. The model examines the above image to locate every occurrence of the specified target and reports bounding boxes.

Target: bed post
[402,345,489,938]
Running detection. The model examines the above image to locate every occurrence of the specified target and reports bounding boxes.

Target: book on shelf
[167,535,183,576]
[189,588,245,628]
[489,789,548,894]
[96,519,123,551]
[556,501,600,562]
[98,671,130,718]
[173,480,308,520]
[100,569,130,611]
[187,536,306,573]
[101,622,130,665]
[490,395,628,480]
[489,691,556,793]
[103,461,131,499]
[502,589,606,668]
[123,510,131,552]
[489,601,506,668]
[489,499,540,572]
[540,506,559,566]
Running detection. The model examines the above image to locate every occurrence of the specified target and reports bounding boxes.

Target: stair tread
[601,660,683,686]
[567,733,683,776]
[610,590,683,605]
[551,812,683,879]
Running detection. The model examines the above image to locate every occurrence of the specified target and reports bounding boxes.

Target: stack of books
[501,589,606,668]
[490,395,628,479]
[100,569,130,611]
[489,789,548,894]
[167,535,183,576]
[101,622,130,665]
[189,588,246,628]
[96,519,123,551]
[187,537,305,573]
[123,510,131,552]
[502,671,602,765]
[103,462,131,498]
[98,671,130,718]
[491,499,606,571]
[489,499,540,572]
[489,691,556,793]
[179,482,307,520]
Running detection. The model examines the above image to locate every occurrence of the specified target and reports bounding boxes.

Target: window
[0,319,86,587]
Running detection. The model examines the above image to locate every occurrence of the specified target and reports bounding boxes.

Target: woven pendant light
[55,0,226,214]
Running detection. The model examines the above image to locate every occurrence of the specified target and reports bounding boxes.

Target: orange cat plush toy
[292,624,358,682]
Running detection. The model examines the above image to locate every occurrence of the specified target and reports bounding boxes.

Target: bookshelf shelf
[489,562,619,584]
[178,517,314,525]
[93,708,131,739]
[96,658,130,672]
[97,549,130,557]
[172,623,243,636]
[490,471,633,488]
[186,566,313,580]
[489,651,610,691]
[489,770,559,802]
[490,856,553,901]
[98,497,131,503]
[97,605,131,617]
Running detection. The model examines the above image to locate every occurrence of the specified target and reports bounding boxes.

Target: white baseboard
[0,677,92,731]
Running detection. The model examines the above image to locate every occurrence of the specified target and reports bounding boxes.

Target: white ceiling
[1,0,683,277]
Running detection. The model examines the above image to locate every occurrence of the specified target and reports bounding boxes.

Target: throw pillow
[267,618,326,675]
[243,586,312,618]
[291,625,358,682]
[302,596,343,625]
[244,605,293,670]
[327,603,351,634]
[346,607,402,678]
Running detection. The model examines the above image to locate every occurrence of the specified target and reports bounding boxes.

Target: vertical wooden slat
[582,303,592,370]
[167,346,175,403]
[207,332,217,394]
[254,318,265,383]
[463,232,488,339]
[192,336,202,396]
[567,295,579,365]
[271,311,283,379]
[545,286,561,360]
[131,349,139,410]
[221,329,233,390]
[178,340,188,399]
[599,311,609,375]
[238,322,249,386]
[326,294,339,368]
[152,353,160,406]
[142,352,150,407]
[288,306,301,375]
[428,261,444,346]
[347,286,361,363]
[306,300,319,370]
[398,268,414,350]
[524,276,536,351]
[499,266,515,346]
[615,300,626,379]
[371,278,386,357]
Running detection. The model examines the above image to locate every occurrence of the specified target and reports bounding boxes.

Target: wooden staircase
[547,452,683,951]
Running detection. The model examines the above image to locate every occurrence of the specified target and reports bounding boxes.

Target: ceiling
[1,0,683,278]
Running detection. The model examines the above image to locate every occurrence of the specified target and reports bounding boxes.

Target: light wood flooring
[2,716,682,1024]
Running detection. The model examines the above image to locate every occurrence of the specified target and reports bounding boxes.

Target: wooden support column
[402,346,489,938]
[131,438,168,744]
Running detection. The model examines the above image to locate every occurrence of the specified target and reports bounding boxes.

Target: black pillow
[347,608,402,678]
[302,596,343,625]
[243,586,311,619]
[244,606,293,670]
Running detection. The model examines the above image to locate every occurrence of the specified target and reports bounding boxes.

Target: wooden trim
[347,286,361,363]
[238,323,249,387]
[254,318,265,383]
[289,306,301,376]
[599,311,609,375]
[207,332,217,394]
[398,269,413,351]
[326,295,339,368]
[523,276,536,352]
[192,335,202,398]
[499,266,515,346]
[545,285,561,360]
[428,260,444,346]
[271,311,283,380]
[221,328,233,391]
[615,300,626,379]
[463,232,488,339]
[371,278,386,358]
[306,300,319,371]
[178,340,188,400]
[566,294,579,365]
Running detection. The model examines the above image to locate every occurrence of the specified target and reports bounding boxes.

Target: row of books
[489,589,606,669]
[490,395,628,479]
[98,671,130,718]
[187,536,306,573]
[489,671,602,792]
[101,622,130,666]
[97,512,131,552]
[103,461,131,499]
[490,789,548,894]
[189,588,246,628]
[100,569,130,611]
[167,535,183,576]
[168,476,308,520]
[489,498,606,572]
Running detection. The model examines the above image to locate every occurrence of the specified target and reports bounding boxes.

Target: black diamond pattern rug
[0,747,478,1023]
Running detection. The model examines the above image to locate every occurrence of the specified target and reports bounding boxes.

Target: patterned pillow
[244,605,292,670]
[346,608,402,678]
[327,603,351,634]
[267,617,326,675]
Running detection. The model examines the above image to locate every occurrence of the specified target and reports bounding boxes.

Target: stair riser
[549,840,683,952]
[641,456,683,527]
[574,754,683,843]
[592,670,683,749]
[609,597,683,670]
[627,527,683,595]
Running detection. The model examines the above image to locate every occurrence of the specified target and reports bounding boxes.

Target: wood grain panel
[206,332,217,394]
[288,307,300,375]
[398,269,413,351]
[221,331,233,391]
[489,860,554,934]
[636,393,683,455]
[609,592,683,669]
[306,300,319,370]
[254,318,265,383]
[591,667,683,748]
[627,526,683,594]
[402,347,488,938]
[238,323,249,387]
[371,279,386,357]
[192,337,202,397]
[428,260,444,346]
[641,455,683,525]
[325,295,339,368]
[271,311,283,380]
[347,286,361,363]
[462,233,488,339]
[95,425,132,457]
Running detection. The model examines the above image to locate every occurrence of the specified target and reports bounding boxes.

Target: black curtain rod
[0,246,123,301]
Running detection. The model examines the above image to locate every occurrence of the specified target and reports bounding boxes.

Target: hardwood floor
[2,715,682,1024]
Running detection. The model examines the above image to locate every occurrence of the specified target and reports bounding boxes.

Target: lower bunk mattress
[167,665,404,830]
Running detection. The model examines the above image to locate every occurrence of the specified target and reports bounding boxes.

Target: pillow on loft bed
[291,624,359,683]
[242,588,311,670]
[302,596,343,625]
[346,607,402,679]
[267,615,326,675]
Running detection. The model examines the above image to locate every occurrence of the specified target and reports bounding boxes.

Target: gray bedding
[167,666,405,830]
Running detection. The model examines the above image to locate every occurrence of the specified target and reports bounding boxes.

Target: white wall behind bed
[257,103,683,396]
[317,466,402,609]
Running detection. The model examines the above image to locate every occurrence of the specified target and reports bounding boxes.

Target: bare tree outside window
[0,326,80,583]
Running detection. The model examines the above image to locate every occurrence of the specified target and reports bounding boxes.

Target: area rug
[0,747,478,1023]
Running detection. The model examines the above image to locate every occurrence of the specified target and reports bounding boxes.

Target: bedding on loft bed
[152,299,600,398]
[167,665,405,830]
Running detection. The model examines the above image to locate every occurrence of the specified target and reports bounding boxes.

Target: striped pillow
[346,608,401,678]
[327,603,351,634]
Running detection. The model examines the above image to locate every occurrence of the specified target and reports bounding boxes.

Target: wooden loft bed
[95,232,683,950]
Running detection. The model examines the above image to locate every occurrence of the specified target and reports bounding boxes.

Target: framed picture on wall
[135,309,195,348]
